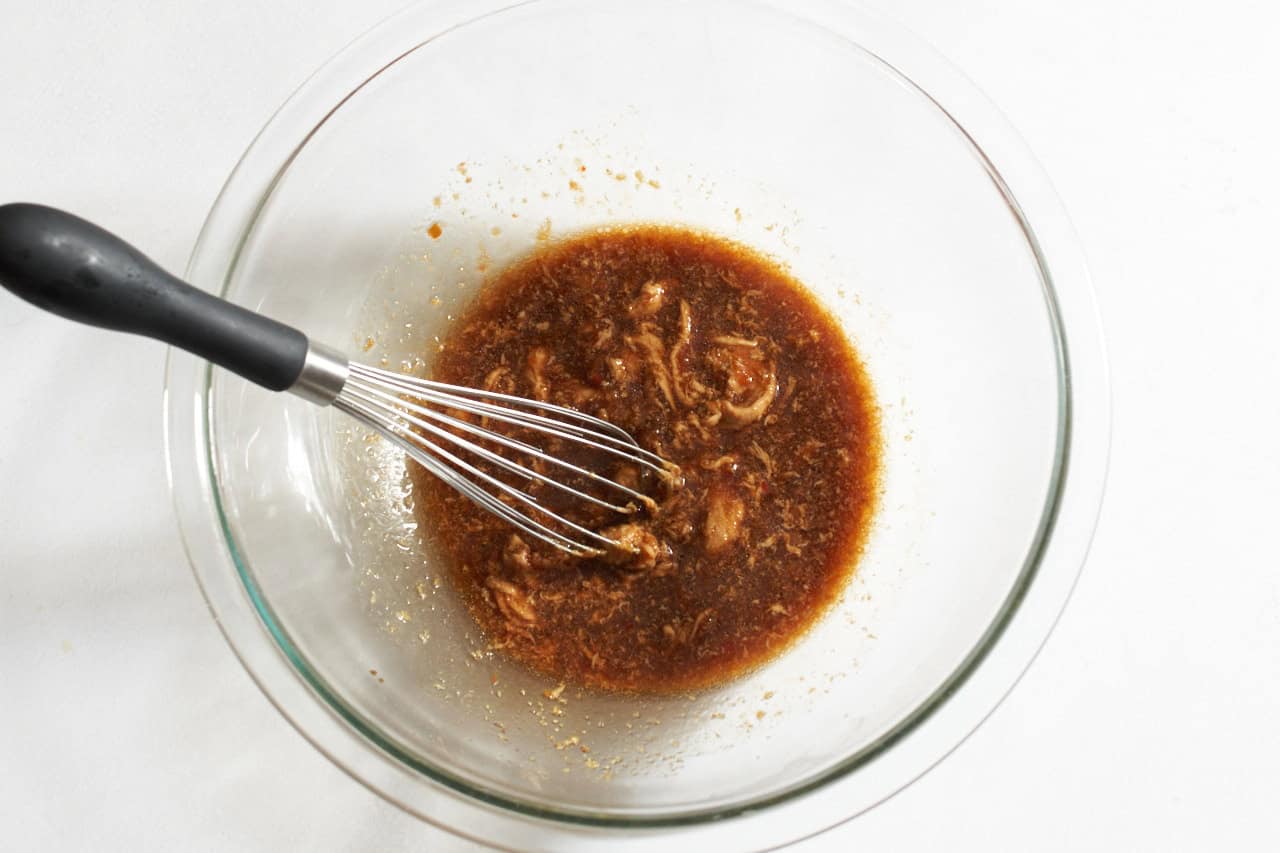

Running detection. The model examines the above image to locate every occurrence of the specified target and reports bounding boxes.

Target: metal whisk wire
[335,363,673,556]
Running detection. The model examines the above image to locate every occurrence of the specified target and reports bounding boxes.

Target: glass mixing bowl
[164,0,1110,848]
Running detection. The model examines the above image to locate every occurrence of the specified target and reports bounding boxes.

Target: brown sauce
[412,225,880,692]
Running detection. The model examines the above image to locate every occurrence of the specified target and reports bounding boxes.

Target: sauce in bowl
[413,225,880,692]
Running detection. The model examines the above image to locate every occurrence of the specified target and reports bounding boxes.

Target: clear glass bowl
[164,0,1109,848]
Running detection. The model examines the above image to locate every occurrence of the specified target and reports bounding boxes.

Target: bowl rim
[164,0,1111,847]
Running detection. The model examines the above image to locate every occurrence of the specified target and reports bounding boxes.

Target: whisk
[0,203,673,556]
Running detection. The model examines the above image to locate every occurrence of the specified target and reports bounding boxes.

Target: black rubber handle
[0,203,308,391]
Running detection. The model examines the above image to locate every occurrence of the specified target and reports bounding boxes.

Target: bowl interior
[205,0,1061,821]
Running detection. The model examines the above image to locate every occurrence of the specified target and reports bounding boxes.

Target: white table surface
[2,0,1278,849]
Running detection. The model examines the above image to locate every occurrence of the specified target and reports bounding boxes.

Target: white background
[1,0,1277,849]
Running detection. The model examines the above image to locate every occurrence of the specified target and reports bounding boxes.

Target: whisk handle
[0,202,309,392]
